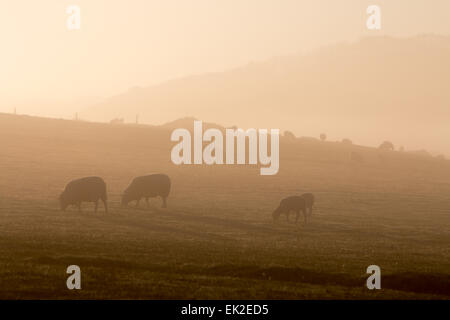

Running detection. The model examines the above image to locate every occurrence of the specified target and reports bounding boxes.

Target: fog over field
[1,0,449,300]
[0,114,449,299]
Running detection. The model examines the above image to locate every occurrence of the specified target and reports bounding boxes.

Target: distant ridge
[81,35,450,154]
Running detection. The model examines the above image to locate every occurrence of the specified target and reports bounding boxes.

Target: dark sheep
[121,174,171,208]
[272,195,307,224]
[59,176,108,213]
[301,193,315,216]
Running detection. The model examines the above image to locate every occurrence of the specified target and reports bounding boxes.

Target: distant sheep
[59,176,108,213]
[122,174,171,208]
[272,195,308,224]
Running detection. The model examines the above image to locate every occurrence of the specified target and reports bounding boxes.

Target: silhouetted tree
[284,131,296,140]
[379,141,394,151]
[320,133,327,142]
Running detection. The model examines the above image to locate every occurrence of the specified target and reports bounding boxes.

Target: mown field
[0,113,449,299]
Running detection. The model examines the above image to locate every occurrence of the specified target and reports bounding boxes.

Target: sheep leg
[94,200,98,213]
[102,198,108,213]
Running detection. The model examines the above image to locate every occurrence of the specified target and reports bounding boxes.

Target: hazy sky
[1,0,450,111]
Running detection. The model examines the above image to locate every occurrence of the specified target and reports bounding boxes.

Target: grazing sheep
[59,176,108,213]
[301,193,315,216]
[121,174,171,208]
[272,196,307,224]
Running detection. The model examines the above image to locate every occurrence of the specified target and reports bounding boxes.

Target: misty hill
[81,35,450,154]
[1,113,448,182]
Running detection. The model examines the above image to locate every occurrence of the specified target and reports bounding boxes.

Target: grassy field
[0,113,449,299]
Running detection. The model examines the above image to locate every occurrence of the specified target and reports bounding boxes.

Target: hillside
[81,35,450,154]
[0,113,449,299]
[1,112,450,198]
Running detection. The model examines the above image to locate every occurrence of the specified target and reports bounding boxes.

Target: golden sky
[1,0,450,110]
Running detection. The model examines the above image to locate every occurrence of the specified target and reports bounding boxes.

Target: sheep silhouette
[272,195,308,224]
[122,174,171,208]
[59,176,108,213]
